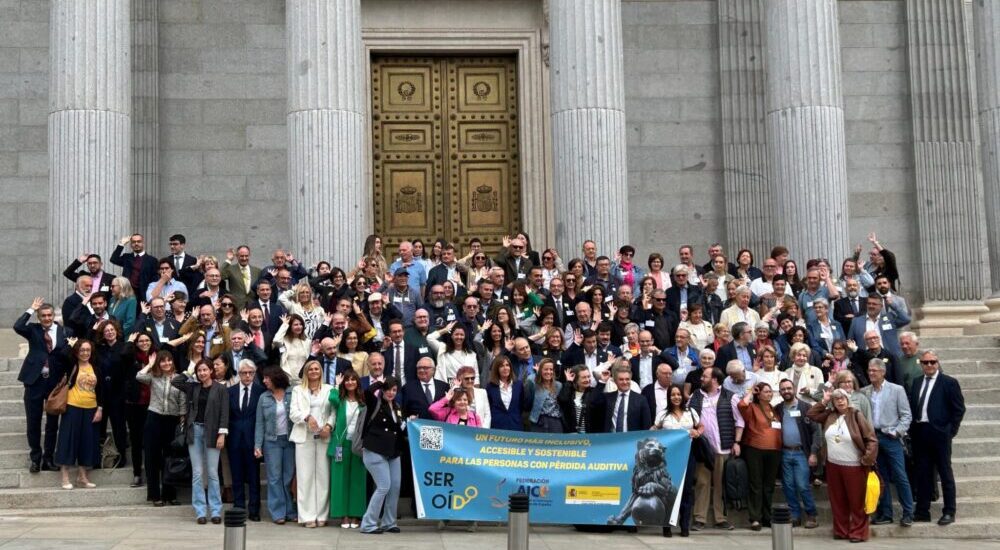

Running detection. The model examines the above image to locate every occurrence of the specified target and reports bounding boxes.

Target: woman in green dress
[328,369,367,528]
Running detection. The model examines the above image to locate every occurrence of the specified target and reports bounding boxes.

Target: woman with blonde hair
[290,360,334,527]
[108,276,136,334]
[525,358,563,433]
[279,281,326,340]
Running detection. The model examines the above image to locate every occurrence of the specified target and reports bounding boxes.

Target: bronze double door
[371,55,521,252]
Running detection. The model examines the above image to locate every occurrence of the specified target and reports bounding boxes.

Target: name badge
[393,296,403,303]
[771,421,782,429]
[604,296,613,303]
[517,273,526,279]
[446,312,455,321]
[418,347,429,354]
[644,320,655,327]
[212,337,223,345]
[100,285,110,292]
[881,323,892,330]
[789,410,801,418]
[566,310,574,316]
[806,301,813,308]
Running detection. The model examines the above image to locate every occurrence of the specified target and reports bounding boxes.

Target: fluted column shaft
[49,0,131,298]
[763,0,849,264]
[976,0,1000,298]
[719,0,771,259]
[132,0,159,248]
[907,0,988,304]
[287,0,368,268]
[549,0,628,256]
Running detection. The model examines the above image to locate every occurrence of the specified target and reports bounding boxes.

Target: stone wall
[0,0,929,325]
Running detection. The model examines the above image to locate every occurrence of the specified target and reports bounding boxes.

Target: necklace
[833,415,847,444]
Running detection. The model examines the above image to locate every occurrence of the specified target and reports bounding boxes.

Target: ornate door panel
[372,56,520,251]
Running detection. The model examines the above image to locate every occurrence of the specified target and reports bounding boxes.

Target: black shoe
[900,516,913,527]
[248,514,261,522]
[42,460,59,472]
[680,528,689,537]
[750,521,762,531]
[29,462,40,474]
[130,476,143,488]
[913,514,932,523]
[937,514,955,526]
[168,499,181,506]
[196,517,207,525]
[872,517,893,525]
[761,520,771,528]
[386,527,400,533]
[662,527,672,538]
[361,529,383,535]
[625,526,638,533]
[211,517,221,525]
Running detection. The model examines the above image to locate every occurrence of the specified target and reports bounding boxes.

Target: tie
[615,392,627,433]
[42,330,53,373]
[917,376,932,422]
[253,330,264,349]
[395,344,403,374]
[424,383,433,403]
[242,266,250,292]
[174,255,182,272]
[852,299,859,314]
[241,386,249,412]
[262,303,270,330]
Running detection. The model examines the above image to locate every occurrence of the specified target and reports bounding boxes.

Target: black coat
[666,285,704,319]
[557,383,603,433]
[715,341,756,371]
[383,340,428,383]
[13,313,68,387]
[598,390,652,432]
[228,382,265,450]
[362,382,406,458]
[634,308,679,350]
[401,379,450,420]
[62,260,116,291]
[629,354,674,389]
[133,314,181,349]
[833,295,864,333]
[909,372,965,438]
[110,246,159,295]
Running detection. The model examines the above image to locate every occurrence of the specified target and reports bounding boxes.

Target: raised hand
[279,314,289,325]
[127,333,137,343]
[30,297,44,310]
[867,231,878,244]
[502,235,511,248]
[310,340,320,355]
[119,236,129,246]
[504,337,514,352]
[335,373,344,387]
[240,309,249,322]
[140,301,150,315]
[564,368,575,382]
[77,254,88,264]
[226,248,235,262]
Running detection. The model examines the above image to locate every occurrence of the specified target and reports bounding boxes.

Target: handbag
[864,469,881,514]
[44,371,73,415]
[171,422,188,452]
[350,399,378,457]
[688,410,716,470]
[164,454,192,486]
[101,435,121,469]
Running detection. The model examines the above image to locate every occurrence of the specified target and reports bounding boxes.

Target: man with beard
[834,278,865,330]
[422,285,458,330]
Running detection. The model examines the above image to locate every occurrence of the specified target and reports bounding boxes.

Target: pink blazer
[428,397,483,427]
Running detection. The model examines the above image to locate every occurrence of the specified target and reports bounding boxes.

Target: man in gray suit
[861,358,914,527]
[221,245,261,310]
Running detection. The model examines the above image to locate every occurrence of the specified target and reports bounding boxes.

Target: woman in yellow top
[55,339,106,490]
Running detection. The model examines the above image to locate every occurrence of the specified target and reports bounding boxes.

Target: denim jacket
[254,390,294,449]
[525,380,562,424]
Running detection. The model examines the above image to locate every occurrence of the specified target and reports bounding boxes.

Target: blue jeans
[263,434,297,521]
[876,433,914,519]
[781,450,817,519]
[189,423,222,519]
[361,450,400,532]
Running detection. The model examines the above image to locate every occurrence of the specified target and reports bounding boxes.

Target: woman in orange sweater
[736,382,783,531]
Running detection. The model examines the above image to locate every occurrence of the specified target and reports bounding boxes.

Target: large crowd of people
[13,231,967,541]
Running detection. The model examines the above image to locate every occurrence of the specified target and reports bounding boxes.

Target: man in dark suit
[383,319,424,384]
[66,291,113,340]
[225,330,268,372]
[849,330,900,387]
[133,297,181,348]
[14,298,67,473]
[228,362,265,521]
[401,358,450,419]
[715,321,756,372]
[847,295,911,358]
[601,365,652,432]
[635,289,680,350]
[562,329,611,377]
[505,337,542,383]
[665,265,704,319]
[248,280,285,341]
[630,329,674,389]
[493,236,533,285]
[833,278,865,331]
[425,243,467,300]
[62,253,116,293]
[164,233,201,292]
[307,338,353,385]
[61,275,92,324]
[221,245,262,311]
[640,361,674,422]
[908,350,965,526]
[110,234,160,298]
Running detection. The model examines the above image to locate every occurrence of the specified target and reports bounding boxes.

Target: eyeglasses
[653,298,666,302]
[543,256,554,261]
[919,360,938,365]
[462,377,475,382]
[220,303,234,308]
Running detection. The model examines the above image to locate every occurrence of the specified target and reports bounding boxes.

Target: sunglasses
[462,377,476,381]
[543,256,554,261]
[221,303,234,308]
[919,360,938,365]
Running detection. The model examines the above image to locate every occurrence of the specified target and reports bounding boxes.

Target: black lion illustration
[608,438,678,526]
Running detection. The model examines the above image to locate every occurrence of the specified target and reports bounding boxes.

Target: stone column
[49,0,131,298]
[763,0,849,263]
[718,0,772,259]
[548,0,628,256]
[131,0,159,248]
[287,0,368,268]
[907,0,989,334]
[975,0,1000,328]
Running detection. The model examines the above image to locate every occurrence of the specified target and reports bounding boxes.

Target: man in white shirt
[641,363,674,423]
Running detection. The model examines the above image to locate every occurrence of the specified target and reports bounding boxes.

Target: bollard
[771,504,793,550]
[223,508,247,550]
[507,493,530,550]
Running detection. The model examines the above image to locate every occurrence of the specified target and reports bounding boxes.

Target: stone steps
[934,348,999,361]
[0,485,149,509]
[952,438,1000,458]
[943,361,1000,375]
[961,405,1000,422]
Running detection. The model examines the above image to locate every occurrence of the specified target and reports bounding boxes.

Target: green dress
[328,390,367,518]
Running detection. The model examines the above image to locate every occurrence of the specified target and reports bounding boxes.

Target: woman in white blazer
[273,314,311,386]
[290,360,334,527]
[428,322,479,385]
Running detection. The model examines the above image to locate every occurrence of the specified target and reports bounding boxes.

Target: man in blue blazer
[908,350,965,526]
[228,362,265,521]
[14,297,67,473]
[848,295,910,358]
[110,234,160,298]
[600,365,652,432]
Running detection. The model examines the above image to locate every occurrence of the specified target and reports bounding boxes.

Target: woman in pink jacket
[428,388,483,427]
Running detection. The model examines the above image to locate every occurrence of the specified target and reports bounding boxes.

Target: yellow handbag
[865,470,881,514]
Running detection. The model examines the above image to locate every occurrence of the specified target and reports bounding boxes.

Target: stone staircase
[0,336,996,538]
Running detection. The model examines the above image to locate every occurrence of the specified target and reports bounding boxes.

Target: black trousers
[23,380,59,464]
[744,446,781,523]
[144,411,179,502]
[228,442,261,515]
[678,452,697,531]
[98,396,128,458]
[125,404,148,476]
[911,423,956,516]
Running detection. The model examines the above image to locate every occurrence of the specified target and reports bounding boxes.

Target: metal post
[507,493,530,550]
[224,508,247,550]
[771,504,793,550]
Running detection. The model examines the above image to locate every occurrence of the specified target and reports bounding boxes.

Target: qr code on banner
[419,426,444,451]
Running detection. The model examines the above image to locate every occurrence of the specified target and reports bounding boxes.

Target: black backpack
[723,456,750,511]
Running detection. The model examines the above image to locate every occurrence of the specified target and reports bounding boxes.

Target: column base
[911,301,990,336]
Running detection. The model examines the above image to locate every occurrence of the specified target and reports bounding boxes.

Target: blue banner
[408,420,692,526]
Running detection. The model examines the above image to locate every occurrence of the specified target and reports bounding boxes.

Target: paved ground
[0,517,996,549]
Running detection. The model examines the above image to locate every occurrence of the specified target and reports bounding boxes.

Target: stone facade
[0,0,994,326]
